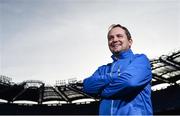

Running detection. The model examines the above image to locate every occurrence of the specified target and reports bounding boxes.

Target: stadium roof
[151,49,180,87]
[0,79,94,104]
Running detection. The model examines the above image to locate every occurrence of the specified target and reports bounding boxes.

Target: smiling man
[83,24,153,115]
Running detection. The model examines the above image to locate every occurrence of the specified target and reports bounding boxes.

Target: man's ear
[129,39,133,47]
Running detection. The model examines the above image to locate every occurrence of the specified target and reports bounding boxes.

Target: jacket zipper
[110,61,118,115]
[110,61,118,77]
[111,100,114,116]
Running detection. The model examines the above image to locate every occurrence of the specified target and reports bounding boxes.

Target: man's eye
[117,34,123,38]
[108,36,114,40]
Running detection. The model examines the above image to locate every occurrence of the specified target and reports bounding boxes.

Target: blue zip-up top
[83,49,152,115]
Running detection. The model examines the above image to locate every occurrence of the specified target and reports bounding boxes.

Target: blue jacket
[83,49,152,115]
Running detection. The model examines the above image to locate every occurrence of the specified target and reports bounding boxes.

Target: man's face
[108,27,132,54]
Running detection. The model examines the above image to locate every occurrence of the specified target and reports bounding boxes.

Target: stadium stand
[150,49,180,114]
[0,49,180,114]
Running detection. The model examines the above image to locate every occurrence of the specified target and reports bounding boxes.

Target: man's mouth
[112,44,122,48]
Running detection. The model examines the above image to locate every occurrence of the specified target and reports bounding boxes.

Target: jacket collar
[111,49,133,61]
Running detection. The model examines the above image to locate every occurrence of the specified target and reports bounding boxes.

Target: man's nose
[112,37,119,42]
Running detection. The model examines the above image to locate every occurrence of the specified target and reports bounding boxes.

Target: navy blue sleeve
[101,54,152,98]
[83,65,111,95]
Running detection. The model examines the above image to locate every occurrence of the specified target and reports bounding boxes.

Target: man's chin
[113,51,121,55]
[113,49,130,54]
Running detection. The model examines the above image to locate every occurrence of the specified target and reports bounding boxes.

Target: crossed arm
[83,54,152,98]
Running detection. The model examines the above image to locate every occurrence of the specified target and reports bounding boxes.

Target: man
[83,24,152,115]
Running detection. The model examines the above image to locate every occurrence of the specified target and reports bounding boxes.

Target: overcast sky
[1,0,180,85]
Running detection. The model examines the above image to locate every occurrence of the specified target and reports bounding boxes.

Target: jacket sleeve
[83,65,111,95]
[101,54,152,98]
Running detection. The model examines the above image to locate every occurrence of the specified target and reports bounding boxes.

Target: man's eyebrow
[116,34,123,35]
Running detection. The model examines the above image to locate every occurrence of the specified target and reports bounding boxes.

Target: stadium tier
[0,49,180,114]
